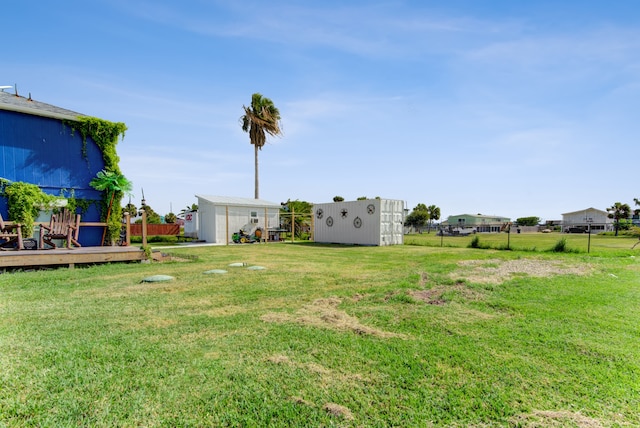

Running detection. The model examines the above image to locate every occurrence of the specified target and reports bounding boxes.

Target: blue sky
[3,1,639,221]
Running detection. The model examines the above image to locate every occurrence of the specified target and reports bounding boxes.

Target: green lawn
[405,230,639,254]
[1,238,639,426]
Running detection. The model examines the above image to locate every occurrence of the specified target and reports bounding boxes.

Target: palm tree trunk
[254,143,259,199]
[101,191,115,245]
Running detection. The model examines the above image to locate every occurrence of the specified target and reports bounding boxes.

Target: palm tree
[90,170,133,244]
[179,203,198,219]
[607,202,631,236]
[241,93,282,199]
[426,205,441,233]
[123,202,137,218]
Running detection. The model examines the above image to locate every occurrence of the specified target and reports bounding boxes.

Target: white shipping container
[313,199,404,246]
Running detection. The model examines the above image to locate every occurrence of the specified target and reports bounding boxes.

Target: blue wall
[0,109,106,246]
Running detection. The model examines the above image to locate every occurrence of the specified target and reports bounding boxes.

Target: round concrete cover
[141,274,175,282]
[247,266,266,270]
[203,269,228,274]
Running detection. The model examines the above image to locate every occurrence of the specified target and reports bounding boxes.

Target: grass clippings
[512,410,604,427]
[152,251,197,262]
[267,354,367,384]
[454,258,592,284]
[261,297,405,338]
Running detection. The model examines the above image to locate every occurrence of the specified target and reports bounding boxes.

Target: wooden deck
[0,245,146,269]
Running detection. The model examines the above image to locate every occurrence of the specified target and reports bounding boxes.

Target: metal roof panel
[0,90,84,121]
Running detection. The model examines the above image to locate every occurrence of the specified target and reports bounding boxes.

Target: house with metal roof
[0,88,116,246]
[561,208,613,233]
[195,195,281,244]
[443,213,511,233]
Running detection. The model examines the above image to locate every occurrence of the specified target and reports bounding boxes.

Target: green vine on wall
[59,188,97,215]
[63,116,127,172]
[63,116,128,243]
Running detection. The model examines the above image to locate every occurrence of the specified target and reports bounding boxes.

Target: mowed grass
[1,239,639,426]
[405,230,639,254]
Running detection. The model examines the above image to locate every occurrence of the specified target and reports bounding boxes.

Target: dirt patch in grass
[323,402,354,420]
[453,258,591,284]
[261,297,405,338]
[290,396,315,407]
[410,287,447,305]
[410,282,485,305]
[511,410,604,427]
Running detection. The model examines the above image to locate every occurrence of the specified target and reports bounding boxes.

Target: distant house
[561,208,613,233]
[0,89,112,246]
[195,195,281,244]
[443,213,511,233]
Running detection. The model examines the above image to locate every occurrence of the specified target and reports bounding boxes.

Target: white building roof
[561,207,608,216]
[196,195,281,208]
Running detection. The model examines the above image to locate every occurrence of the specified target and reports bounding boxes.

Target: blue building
[0,88,120,246]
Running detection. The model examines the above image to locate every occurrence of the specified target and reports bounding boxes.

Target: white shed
[195,195,281,244]
[313,199,404,246]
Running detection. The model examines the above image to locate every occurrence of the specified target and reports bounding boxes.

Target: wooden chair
[0,214,23,250]
[39,209,81,249]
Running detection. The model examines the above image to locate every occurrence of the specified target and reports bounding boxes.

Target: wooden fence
[129,223,180,236]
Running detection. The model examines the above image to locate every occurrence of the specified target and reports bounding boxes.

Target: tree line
[404,204,441,233]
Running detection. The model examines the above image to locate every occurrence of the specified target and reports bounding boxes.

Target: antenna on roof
[14,84,18,96]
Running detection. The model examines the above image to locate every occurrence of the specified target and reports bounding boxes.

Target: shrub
[3,181,58,237]
[468,235,491,249]
[130,235,178,244]
[550,237,579,253]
